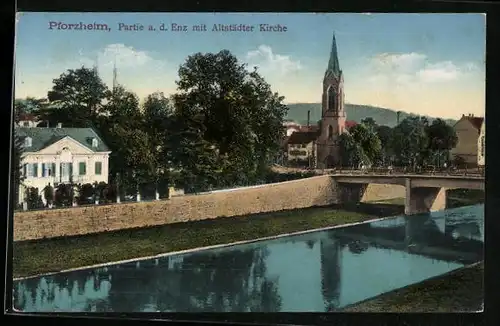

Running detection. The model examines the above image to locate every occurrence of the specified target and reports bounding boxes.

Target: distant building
[16,125,111,205]
[287,131,318,167]
[450,114,484,167]
[477,118,485,167]
[15,113,39,128]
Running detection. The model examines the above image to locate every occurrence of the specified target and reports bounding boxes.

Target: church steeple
[316,30,346,169]
[326,32,341,78]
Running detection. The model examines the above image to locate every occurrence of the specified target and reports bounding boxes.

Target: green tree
[426,118,458,167]
[100,86,154,190]
[360,117,377,130]
[172,50,288,189]
[349,123,382,166]
[14,97,48,120]
[375,125,394,165]
[169,103,218,193]
[338,133,366,168]
[392,116,430,169]
[35,67,108,127]
[143,92,175,187]
[12,129,25,206]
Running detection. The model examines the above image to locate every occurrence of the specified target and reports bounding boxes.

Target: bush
[95,182,109,203]
[54,184,74,207]
[25,187,44,210]
[139,182,157,200]
[102,183,117,203]
[77,183,95,205]
[42,184,54,207]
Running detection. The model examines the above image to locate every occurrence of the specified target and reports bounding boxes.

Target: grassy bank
[13,203,403,279]
[340,262,483,312]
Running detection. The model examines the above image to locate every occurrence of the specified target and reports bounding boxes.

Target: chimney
[57,123,62,128]
[307,110,310,127]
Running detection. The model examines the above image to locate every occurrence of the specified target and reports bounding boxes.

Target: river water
[12,204,483,312]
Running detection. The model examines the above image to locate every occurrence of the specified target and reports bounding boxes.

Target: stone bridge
[329,173,484,215]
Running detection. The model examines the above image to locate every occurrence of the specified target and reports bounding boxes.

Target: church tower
[316,32,347,168]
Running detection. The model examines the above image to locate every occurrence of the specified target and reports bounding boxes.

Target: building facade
[477,118,485,167]
[286,131,318,167]
[316,33,347,169]
[16,126,111,205]
[450,114,484,167]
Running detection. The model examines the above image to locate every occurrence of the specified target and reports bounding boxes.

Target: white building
[15,113,39,128]
[477,118,485,167]
[16,126,111,205]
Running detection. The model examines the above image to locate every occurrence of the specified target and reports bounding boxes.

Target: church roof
[326,32,341,78]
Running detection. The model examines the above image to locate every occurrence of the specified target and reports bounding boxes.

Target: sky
[15,12,485,119]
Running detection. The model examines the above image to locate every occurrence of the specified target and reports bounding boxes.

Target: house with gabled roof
[450,114,484,167]
[16,125,111,205]
[287,131,318,167]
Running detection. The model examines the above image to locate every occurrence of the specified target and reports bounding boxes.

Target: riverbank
[340,262,483,312]
[12,203,403,278]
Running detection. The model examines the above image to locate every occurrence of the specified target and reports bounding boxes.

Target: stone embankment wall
[13,175,405,242]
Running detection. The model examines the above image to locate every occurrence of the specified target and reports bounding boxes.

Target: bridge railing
[318,167,484,177]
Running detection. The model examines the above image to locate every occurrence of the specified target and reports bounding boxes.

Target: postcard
[11,12,484,313]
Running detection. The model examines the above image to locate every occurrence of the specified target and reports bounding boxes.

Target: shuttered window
[95,162,102,175]
[79,162,86,175]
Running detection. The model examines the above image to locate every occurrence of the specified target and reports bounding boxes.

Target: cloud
[368,52,479,85]
[371,52,427,73]
[245,45,302,75]
[417,61,460,83]
[78,43,166,70]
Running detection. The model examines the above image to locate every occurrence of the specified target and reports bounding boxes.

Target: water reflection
[13,204,483,313]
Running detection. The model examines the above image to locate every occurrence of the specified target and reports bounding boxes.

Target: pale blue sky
[15,12,485,119]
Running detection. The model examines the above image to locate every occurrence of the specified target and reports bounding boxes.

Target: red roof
[18,113,37,121]
[345,120,357,129]
[466,116,484,130]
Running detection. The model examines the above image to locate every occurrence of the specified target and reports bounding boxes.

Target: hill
[285,103,456,127]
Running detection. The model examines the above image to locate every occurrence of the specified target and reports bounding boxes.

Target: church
[285,32,348,169]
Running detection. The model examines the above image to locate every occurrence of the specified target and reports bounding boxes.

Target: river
[12,204,483,312]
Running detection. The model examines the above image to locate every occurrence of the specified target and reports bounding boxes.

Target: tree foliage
[339,121,382,167]
[36,67,108,127]
[391,116,430,168]
[171,50,288,189]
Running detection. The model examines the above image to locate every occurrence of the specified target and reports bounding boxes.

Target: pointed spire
[92,52,99,75]
[326,32,341,77]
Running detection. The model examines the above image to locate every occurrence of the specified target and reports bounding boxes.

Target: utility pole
[112,56,118,92]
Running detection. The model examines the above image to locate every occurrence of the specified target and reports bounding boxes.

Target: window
[328,125,334,140]
[60,163,73,177]
[327,86,336,113]
[24,137,32,148]
[79,162,86,175]
[25,163,38,178]
[95,161,102,175]
[41,163,55,177]
[92,138,98,148]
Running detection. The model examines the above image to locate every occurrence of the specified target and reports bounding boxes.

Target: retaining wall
[13,175,405,242]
